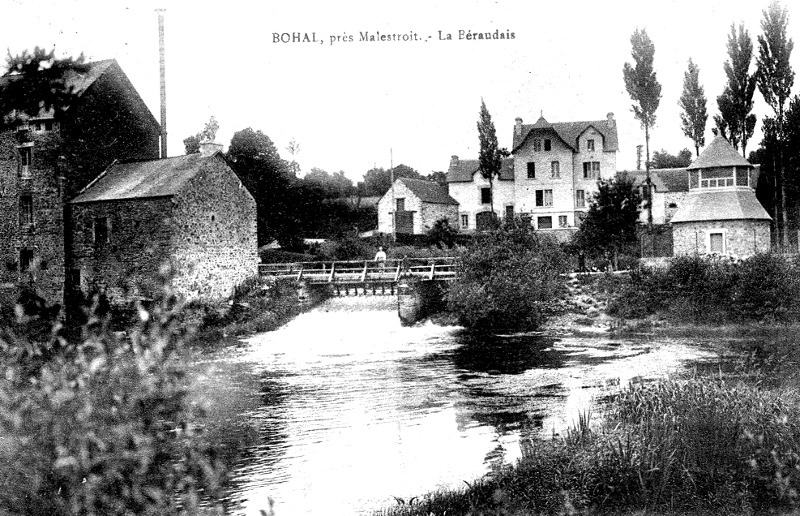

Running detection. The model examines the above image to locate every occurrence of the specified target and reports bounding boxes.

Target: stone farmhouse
[377,177,458,235]
[670,135,770,257]
[443,113,619,240]
[0,59,257,309]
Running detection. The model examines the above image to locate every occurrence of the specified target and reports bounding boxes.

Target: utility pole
[156,9,167,158]
[390,148,395,242]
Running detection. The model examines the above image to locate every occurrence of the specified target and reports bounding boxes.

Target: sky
[2,0,799,182]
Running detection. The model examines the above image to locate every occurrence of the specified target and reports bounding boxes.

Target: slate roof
[512,117,619,153]
[446,158,514,182]
[625,168,690,193]
[670,190,771,223]
[397,177,459,205]
[687,135,752,170]
[71,153,220,204]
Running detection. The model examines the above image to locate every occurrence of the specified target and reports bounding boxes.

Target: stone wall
[420,202,459,233]
[69,197,173,303]
[170,154,258,301]
[448,177,514,231]
[673,219,771,258]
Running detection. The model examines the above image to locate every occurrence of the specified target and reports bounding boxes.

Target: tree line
[624,1,797,247]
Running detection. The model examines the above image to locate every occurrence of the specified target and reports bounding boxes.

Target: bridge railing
[259,257,459,283]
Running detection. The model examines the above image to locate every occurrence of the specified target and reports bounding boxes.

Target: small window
[396,198,405,212]
[544,139,552,151]
[736,168,749,186]
[575,190,586,208]
[709,232,724,254]
[587,139,595,152]
[19,249,33,273]
[535,189,553,207]
[558,215,568,227]
[526,162,536,179]
[533,139,542,152]
[480,187,492,205]
[505,205,514,220]
[18,146,32,177]
[537,216,553,229]
[19,195,33,226]
[461,214,469,229]
[551,161,560,179]
[94,217,110,243]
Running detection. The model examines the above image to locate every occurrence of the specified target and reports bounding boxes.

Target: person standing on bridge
[374,246,387,268]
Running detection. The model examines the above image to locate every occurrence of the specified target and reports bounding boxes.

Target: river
[184,296,717,515]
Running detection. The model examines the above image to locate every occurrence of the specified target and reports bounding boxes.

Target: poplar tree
[679,59,708,157]
[714,24,758,157]
[477,99,506,220]
[623,28,662,229]
[756,1,794,248]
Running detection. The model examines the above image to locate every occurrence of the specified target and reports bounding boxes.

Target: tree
[286,138,301,177]
[303,167,354,198]
[426,170,448,186]
[477,99,507,218]
[650,148,693,169]
[0,47,89,129]
[623,28,662,229]
[573,173,643,268]
[227,128,298,248]
[714,24,758,157]
[756,0,795,249]
[182,115,219,154]
[679,59,708,157]
[362,164,421,197]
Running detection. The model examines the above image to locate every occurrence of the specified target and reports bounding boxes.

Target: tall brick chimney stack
[450,155,459,168]
[606,112,615,128]
[515,117,523,136]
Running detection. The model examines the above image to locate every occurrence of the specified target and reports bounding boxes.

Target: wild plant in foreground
[0,278,224,515]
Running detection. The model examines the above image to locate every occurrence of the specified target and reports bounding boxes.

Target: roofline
[511,126,575,154]
[72,158,118,199]
[70,194,174,205]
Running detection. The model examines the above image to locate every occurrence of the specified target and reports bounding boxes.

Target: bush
[425,218,459,248]
[446,218,567,332]
[0,280,224,515]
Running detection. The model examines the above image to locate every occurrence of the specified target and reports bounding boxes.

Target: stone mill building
[670,135,771,257]
[0,59,257,310]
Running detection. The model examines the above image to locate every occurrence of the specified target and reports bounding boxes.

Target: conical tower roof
[687,135,752,170]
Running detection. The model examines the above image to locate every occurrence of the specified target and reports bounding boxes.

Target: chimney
[515,117,523,136]
[199,140,223,157]
[450,155,459,168]
[606,112,615,128]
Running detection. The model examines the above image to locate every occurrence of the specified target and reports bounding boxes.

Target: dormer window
[544,139,552,151]
[533,139,542,152]
[587,139,595,152]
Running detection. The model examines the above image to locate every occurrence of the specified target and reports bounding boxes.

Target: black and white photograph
[1,0,800,514]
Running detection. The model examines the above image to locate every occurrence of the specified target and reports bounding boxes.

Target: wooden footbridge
[258,257,459,296]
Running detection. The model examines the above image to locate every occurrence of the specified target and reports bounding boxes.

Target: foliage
[0,47,89,129]
[756,0,795,248]
[425,170,448,187]
[679,58,708,157]
[572,172,642,265]
[714,24,758,157]
[0,280,224,515]
[425,218,459,248]
[303,167,355,198]
[182,116,220,154]
[608,253,800,322]
[623,28,662,228]
[362,165,422,197]
[476,99,508,216]
[649,148,693,168]
[447,218,566,332]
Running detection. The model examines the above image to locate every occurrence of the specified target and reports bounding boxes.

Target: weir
[261,258,458,324]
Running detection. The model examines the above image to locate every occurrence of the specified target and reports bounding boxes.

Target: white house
[446,156,515,231]
[377,177,459,235]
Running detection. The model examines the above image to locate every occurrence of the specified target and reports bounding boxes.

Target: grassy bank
[184,275,323,346]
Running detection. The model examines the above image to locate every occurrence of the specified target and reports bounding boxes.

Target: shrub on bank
[608,253,800,323]
[446,218,567,332]
[0,282,224,515]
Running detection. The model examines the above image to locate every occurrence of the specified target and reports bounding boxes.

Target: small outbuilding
[377,177,459,235]
[68,143,258,303]
[670,135,771,258]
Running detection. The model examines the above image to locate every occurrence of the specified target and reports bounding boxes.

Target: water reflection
[184,297,715,515]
